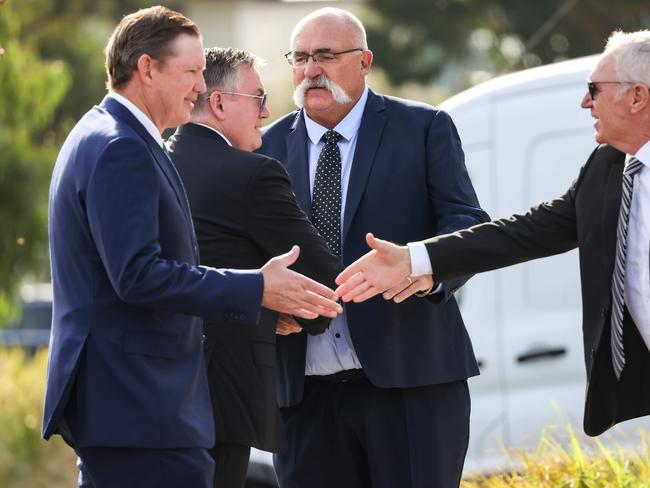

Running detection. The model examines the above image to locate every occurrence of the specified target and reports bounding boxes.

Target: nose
[260,105,270,119]
[580,91,592,109]
[303,57,322,79]
[196,73,207,94]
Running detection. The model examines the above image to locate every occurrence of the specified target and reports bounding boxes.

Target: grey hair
[604,30,650,96]
[290,8,368,50]
[192,47,263,114]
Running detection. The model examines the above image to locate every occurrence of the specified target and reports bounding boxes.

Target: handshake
[264,233,435,331]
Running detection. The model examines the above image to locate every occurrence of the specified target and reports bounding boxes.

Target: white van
[443,55,650,472]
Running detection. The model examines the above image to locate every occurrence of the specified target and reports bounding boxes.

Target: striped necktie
[611,156,644,380]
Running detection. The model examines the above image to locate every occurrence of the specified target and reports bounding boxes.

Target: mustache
[293,75,352,107]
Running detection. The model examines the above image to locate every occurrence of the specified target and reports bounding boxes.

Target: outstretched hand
[261,245,342,319]
[335,233,412,303]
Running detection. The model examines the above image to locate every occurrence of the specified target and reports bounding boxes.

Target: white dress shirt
[303,88,369,376]
[625,141,650,351]
[107,91,164,149]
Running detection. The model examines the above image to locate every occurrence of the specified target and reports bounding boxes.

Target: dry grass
[0,348,77,487]
[462,425,650,487]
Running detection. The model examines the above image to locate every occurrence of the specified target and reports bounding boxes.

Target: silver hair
[192,47,264,115]
[604,30,650,97]
[290,7,368,51]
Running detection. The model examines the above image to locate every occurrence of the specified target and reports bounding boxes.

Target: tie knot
[323,130,342,145]
[624,156,644,176]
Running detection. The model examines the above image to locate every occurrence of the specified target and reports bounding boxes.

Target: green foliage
[0,3,71,323]
[0,0,164,324]
[365,0,650,86]
[0,348,48,476]
[0,348,77,486]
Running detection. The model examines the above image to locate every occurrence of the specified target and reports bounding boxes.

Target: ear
[135,54,155,86]
[360,49,373,75]
[208,90,227,121]
[630,83,649,114]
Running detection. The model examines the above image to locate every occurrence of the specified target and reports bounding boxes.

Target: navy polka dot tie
[312,130,343,256]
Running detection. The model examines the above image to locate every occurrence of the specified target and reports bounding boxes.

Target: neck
[114,85,163,135]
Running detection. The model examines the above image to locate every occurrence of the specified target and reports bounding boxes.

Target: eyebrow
[293,48,337,54]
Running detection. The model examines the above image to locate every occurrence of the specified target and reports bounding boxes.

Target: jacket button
[201,334,207,344]
[601,307,608,318]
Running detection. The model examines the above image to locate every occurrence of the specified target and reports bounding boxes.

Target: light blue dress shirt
[303,88,369,376]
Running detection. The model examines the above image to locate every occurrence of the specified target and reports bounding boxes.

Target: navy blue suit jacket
[260,89,490,407]
[43,96,264,449]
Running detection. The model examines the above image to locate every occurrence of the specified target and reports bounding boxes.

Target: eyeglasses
[284,48,364,67]
[586,79,647,100]
[219,91,268,112]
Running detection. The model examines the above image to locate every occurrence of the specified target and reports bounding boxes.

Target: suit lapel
[101,96,197,258]
[285,112,313,217]
[101,97,187,212]
[342,90,387,242]
[601,148,625,275]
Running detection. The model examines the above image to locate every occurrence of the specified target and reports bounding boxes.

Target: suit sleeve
[424,150,593,281]
[243,157,342,334]
[424,110,491,302]
[86,137,263,323]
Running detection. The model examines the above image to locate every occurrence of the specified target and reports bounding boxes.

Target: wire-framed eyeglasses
[219,91,268,112]
[284,48,364,67]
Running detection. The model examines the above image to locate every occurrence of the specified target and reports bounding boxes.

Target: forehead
[292,17,355,50]
[589,52,616,80]
[167,34,205,67]
[237,65,263,89]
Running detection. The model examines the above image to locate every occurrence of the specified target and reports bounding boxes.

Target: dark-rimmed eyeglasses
[284,48,364,67]
[587,79,644,100]
[218,91,268,112]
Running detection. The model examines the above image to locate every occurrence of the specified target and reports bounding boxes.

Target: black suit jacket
[424,144,650,436]
[168,123,341,451]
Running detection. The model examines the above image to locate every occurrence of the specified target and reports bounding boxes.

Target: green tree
[364,0,649,87]
[0,1,71,322]
[0,0,168,323]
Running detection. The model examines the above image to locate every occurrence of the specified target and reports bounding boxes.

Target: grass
[0,348,77,487]
[462,425,650,487]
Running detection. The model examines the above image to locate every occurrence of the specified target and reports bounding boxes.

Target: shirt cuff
[407,241,433,276]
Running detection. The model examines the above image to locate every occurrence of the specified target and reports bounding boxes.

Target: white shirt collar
[192,123,233,147]
[632,140,650,168]
[304,87,369,144]
[107,91,164,148]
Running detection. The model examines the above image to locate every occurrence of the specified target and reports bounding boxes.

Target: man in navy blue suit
[260,7,489,488]
[43,7,341,488]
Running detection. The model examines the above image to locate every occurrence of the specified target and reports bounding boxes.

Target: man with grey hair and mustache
[336,30,650,451]
[260,7,489,488]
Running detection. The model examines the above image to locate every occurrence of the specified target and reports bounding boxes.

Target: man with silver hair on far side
[260,7,489,488]
[167,47,342,488]
[337,30,650,447]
